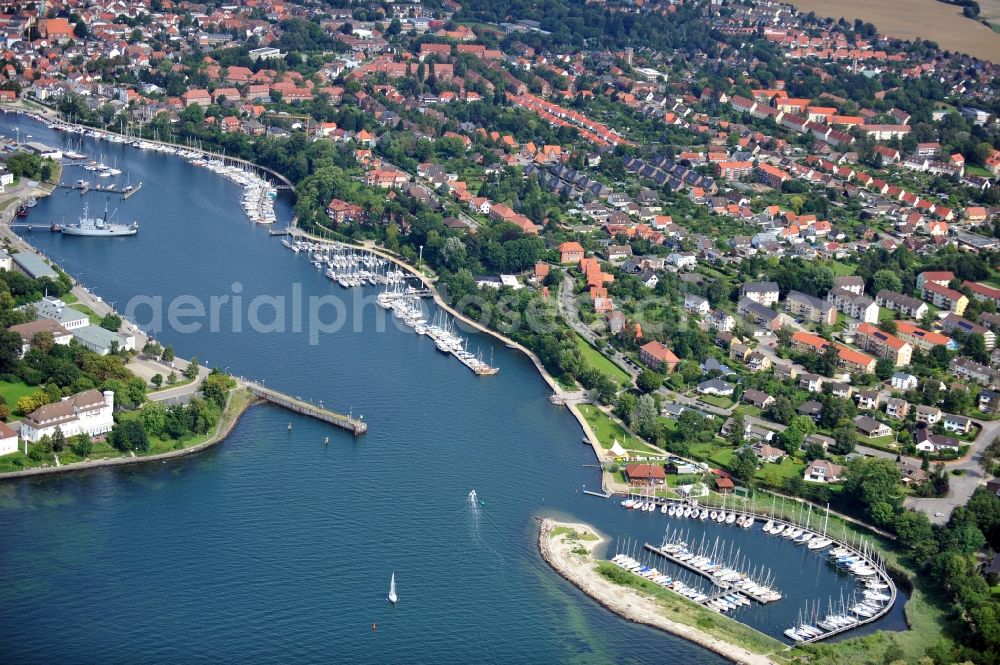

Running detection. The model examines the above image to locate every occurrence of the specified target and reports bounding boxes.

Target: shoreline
[538,518,777,665]
[286,232,614,487]
[0,389,258,481]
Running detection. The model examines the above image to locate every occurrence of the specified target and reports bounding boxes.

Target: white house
[0,421,17,456]
[804,459,844,484]
[943,414,972,435]
[890,372,918,391]
[20,390,115,443]
[684,293,710,315]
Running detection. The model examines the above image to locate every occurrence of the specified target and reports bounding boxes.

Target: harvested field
[789,0,1000,62]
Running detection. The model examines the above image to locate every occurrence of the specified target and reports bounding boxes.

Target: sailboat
[388,572,398,604]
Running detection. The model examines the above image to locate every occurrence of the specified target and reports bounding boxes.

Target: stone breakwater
[538,518,777,665]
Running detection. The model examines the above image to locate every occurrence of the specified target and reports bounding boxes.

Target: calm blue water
[0,115,906,664]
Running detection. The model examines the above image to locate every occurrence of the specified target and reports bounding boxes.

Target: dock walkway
[643,543,776,605]
[243,381,367,435]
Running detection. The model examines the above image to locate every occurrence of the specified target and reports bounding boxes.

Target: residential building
[891,372,918,391]
[684,293,710,315]
[20,390,115,443]
[799,373,824,393]
[921,282,968,315]
[740,281,780,306]
[0,421,16,456]
[857,390,883,411]
[804,459,844,484]
[786,290,836,325]
[639,341,679,372]
[854,323,912,366]
[876,290,928,319]
[941,314,995,349]
[915,405,942,426]
[951,357,1000,387]
[737,297,788,330]
[558,241,585,264]
[854,415,892,438]
[915,426,960,453]
[943,414,972,435]
[895,321,955,352]
[826,287,878,323]
[916,271,955,292]
[885,398,910,420]
[741,389,774,410]
[834,276,865,295]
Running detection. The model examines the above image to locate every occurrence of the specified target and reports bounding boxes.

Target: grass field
[577,404,661,455]
[828,260,857,276]
[574,334,631,384]
[755,457,805,485]
[0,380,40,416]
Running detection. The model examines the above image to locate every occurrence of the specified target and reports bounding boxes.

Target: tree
[777,427,804,454]
[875,357,895,381]
[630,395,657,440]
[51,426,65,453]
[72,432,92,458]
[804,441,825,461]
[727,411,746,446]
[184,357,200,380]
[731,447,758,482]
[843,457,903,513]
[871,269,902,294]
[167,371,178,385]
[831,424,857,455]
[162,345,175,362]
[99,313,122,332]
[110,420,149,453]
[767,396,795,425]
[139,401,167,437]
[0,329,22,373]
[151,373,163,389]
[636,370,663,394]
[202,371,234,408]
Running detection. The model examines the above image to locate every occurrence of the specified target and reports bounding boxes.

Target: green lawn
[708,448,736,469]
[0,380,40,416]
[878,307,897,323]
[699,394,735,409]
[577,404,661,455]
[71,304,103,325]
[755,457,805,485]
[574,334,630,384]
[828,260,856,276]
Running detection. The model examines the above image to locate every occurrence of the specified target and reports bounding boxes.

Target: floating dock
[245,382,367,435]
[643,543,777,605]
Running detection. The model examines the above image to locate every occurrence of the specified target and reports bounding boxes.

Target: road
[557,273,638,382]
[904,416,1000,524]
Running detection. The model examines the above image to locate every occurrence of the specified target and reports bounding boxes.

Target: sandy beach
[538,518,778,665]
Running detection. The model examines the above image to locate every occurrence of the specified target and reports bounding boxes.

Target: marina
[0,114,907,662]
[282,237,501,376]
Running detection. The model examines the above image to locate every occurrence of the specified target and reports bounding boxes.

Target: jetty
[642,543,777,605]
[122,183,142,199]
[244,381,367,435]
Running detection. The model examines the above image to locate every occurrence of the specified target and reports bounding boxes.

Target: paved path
[904,417,1000,524]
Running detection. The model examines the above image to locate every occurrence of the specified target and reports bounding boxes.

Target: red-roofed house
[639,341,679,372]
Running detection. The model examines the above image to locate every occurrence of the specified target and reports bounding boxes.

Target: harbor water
[0,115,906,664]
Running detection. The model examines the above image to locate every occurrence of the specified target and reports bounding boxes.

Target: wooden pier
[245,382,367,435]
[122,183,142,199]
[582,489,612,498]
